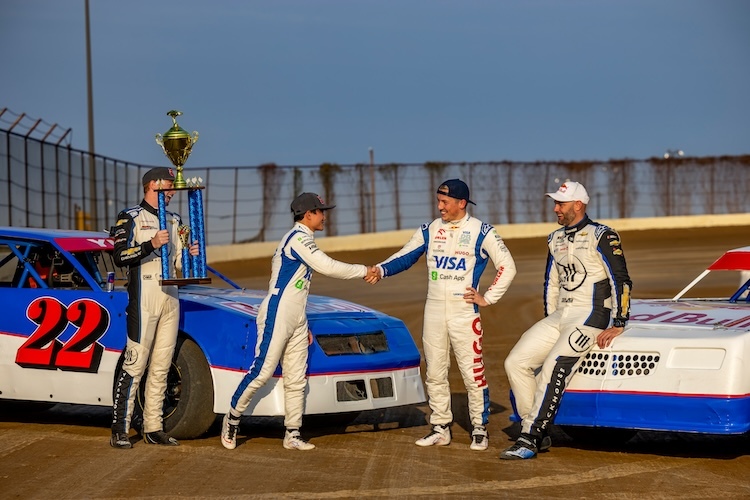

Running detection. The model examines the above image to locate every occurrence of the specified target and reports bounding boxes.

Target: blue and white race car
[524,246,750,442]
[0,227,426,438]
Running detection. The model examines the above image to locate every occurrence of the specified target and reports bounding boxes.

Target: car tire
[134,337,216,440]
[560,425,638,446]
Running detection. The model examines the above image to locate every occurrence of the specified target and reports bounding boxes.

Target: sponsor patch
[567,327,593,353]
[123,347,138,366]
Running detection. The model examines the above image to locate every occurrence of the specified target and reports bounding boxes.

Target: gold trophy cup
[155,110,199,189]
[154,110,210,285]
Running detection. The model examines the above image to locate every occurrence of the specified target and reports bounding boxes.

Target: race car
[514,246,750,442]
[0,227,426,438]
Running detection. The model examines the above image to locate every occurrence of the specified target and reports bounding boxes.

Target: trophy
[155,110,198,189]
[155,110,210,286]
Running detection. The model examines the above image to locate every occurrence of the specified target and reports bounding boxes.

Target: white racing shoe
[469,426,489,451]
[220,413,240,450]
[415,424,452,447]
[283,429,315,450]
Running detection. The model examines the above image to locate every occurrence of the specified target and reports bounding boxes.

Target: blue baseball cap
[437,178,476,205]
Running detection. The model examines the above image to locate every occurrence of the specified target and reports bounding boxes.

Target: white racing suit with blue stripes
[505,215,631,443]
[230,222,367,429]
[377,214,516,428]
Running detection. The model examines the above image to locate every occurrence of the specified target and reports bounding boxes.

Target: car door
[0,238,128,407]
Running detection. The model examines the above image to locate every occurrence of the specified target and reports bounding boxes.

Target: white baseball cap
[546,181,590,204]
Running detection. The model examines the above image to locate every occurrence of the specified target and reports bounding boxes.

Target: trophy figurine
[154,110,210,286]
[177,224,192,278]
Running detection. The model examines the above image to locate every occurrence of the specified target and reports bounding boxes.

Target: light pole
[85,0,97,228]
[369,147,376,232]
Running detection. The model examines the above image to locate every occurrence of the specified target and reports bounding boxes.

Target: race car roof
[707,246,750,271]
[0,226,113,252]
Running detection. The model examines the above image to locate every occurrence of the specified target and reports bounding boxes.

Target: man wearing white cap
[500,181,632,460]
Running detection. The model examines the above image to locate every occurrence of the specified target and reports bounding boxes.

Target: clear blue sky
[1,0,748,168]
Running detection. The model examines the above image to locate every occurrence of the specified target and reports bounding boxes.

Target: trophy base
[161,277,212,287]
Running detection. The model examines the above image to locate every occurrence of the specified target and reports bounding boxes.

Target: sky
[1,0,748,168]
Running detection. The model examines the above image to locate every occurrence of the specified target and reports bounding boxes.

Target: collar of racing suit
[443,213,471,227]
[140,199,159,216]
[293,221,314,236]
[563,214,592,241]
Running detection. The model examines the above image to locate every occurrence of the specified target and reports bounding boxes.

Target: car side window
[0,243,20,287]
[47,253,90,290]
[26,245,55,289]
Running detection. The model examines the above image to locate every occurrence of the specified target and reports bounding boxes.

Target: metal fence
[2,128,750,245]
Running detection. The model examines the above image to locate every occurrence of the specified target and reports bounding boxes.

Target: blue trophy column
[158,190,169,281]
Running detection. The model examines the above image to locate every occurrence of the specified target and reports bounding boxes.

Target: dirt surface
[2,226,750,499]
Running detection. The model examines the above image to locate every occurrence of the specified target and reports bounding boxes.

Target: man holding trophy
[109,167,200,449]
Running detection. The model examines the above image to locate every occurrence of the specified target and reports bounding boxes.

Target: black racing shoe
[110,431,132,449]
[539,435,552,452]
[144,431,180,446]
[499,435,537,460]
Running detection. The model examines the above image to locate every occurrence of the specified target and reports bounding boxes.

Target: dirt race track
[2,225,750,499]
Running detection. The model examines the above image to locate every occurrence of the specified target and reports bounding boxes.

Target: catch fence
[2,128,749,245]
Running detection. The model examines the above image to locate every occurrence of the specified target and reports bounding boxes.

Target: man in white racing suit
[371,179,516,451]
[220,192,378,451]
[500,181,632,460]
[110,167,198,449]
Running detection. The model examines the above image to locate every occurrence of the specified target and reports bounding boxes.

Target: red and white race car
[522,246,750,442]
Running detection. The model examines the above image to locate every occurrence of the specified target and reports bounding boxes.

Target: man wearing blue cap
[368,179,517,451]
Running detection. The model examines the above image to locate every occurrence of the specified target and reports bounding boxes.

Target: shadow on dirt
[0,402,110,427]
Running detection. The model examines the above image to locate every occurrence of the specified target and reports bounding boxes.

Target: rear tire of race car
[133,337,216,440]
[559,425,638,446]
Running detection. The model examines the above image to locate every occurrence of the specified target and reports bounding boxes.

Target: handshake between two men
[362,265,489,307]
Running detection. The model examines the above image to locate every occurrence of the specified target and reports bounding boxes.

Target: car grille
[316,332,389,356]
[577,351,661,378]
[336,377,395,401]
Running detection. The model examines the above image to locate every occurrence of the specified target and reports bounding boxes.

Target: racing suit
[230,222,367,429]
[505,215,631,442]
[378,213,516,428]
[111,200,185,434]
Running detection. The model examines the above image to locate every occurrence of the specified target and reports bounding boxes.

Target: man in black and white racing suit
[110,167,198,449]
[501,181,632,460]
[372,179,516,451]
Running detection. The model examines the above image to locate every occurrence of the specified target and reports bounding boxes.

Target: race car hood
[176,285,381,320]
[629,299,750,331]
